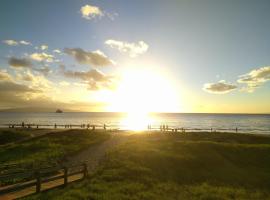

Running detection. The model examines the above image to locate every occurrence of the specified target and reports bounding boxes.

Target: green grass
[0,129,110,169]
[0,129,32,145]
[22,132,270,199]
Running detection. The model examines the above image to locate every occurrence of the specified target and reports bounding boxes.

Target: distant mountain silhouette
[0,107,80,113]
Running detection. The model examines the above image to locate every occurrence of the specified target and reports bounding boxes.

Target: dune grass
[0,129,110,169]
[24,132,270,200]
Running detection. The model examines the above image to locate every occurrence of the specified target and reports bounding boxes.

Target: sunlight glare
[107,66,180,130]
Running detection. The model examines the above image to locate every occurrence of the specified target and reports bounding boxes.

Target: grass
[23,131,270,200]
[0,129,110,170]
[0,129,32,145]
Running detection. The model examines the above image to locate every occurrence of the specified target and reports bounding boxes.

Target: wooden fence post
[64,167,68,186]
[83,163,88,178]
[36,171,41,193]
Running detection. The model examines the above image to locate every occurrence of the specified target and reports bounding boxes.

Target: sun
[107,67,180,130]
[109,68,179,113]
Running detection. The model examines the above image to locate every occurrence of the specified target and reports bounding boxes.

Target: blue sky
[0,0,270,113]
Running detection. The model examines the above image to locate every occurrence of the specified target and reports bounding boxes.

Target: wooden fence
[0,123,241,132]
[0,162,88,196]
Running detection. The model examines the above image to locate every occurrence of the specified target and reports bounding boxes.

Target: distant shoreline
[0,110,269,115]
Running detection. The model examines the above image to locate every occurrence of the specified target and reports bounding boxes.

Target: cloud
[80,4,118,21]
[30,52,54,62]
[238,66,270,92]
[16,70,52,89]
[40,45,48,50]
[0,71,43,109]
[33,66,51,76]
[19,40,31,45]
[2,40,18,46]
[9,57,32,68]
[64,48,114,67]
[53,49,61,54]
[62,66,116,90]
[0,70,12,81]
[203,80,237,94]
[0,70,106,111]
[80,4,104,20]
[0,80,41,93]
[105,40,149,57]
[2,39,31,46]
[59,81,70,86]
[8,56,51,76]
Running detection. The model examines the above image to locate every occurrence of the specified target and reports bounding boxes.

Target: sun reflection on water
[120,112,154,131]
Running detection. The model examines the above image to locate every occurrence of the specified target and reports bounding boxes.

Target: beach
[0,112,270,134]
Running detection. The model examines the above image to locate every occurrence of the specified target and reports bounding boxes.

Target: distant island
[0,107,79,113]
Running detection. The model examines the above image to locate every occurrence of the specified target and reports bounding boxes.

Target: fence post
[83,163,88,178]
[36,171,41,193]
[64,167,68,186]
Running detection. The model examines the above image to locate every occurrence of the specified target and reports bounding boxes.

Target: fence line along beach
[0,112,269,134]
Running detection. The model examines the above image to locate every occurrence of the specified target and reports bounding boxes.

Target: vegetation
[24,132,270,200]
[0,129,110,169]
[0,129,32,145]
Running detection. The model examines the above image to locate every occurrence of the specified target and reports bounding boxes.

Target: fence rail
[0,162,88,197]
[0,123,249,132]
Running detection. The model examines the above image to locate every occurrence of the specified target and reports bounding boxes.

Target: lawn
[0,129,33,145]
[0,129,110,171]
[24,132,270,200]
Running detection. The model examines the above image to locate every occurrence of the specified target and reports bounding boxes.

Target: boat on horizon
[56,109,63,113]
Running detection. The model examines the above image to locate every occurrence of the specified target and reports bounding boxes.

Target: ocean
[0,112,269,134]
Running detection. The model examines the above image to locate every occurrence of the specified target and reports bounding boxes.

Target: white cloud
[16,70,52,90]
[53,49,61,54]
[203,80,237,94]
[238,66,270,93]
[30,52,54,62]
[20,40,31,45]
[2,39,31,46]
[2,40,18,46]
[105,39,149,57]
[80,4,104,20]
[40,45,48,50]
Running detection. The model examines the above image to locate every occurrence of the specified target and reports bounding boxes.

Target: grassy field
[0,129,34,145]
[24,131,270,200]
[0,129,110,170]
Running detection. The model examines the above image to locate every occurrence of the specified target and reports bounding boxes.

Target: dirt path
[65,131,129,172]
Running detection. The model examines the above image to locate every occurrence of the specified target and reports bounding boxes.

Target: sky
[0,0,270,113]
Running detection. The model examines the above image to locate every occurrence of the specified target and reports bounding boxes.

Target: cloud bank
[61,66,116,90]
[105,40,149,57]
[64,48,114,67]
[2,39,31,46]
[238,66,270,92]
[30,52,54,62]
[9,57,32,68]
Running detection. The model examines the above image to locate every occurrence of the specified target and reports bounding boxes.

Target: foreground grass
[0,129,110,169]
[24,132,270,200]
[0,129,32,145]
